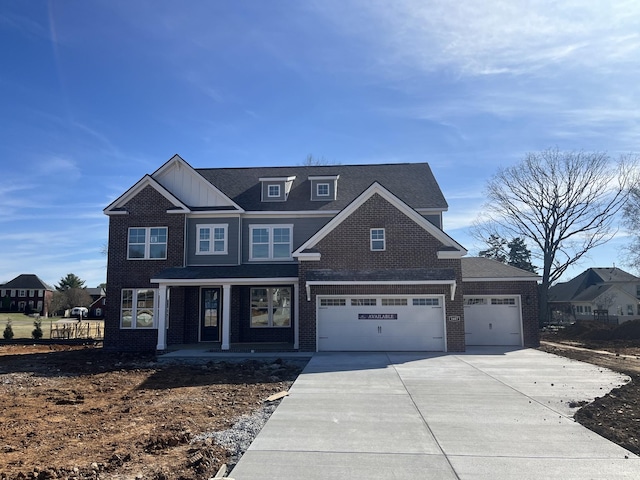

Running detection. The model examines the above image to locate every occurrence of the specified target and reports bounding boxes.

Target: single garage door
[317,296,446,351]
[464,296,522,346]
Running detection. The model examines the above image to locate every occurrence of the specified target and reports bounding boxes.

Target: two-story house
[0,274,54,316]
[549,267,640,324]
[103,155,540,352]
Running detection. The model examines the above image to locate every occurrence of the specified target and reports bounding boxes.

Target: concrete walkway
[231,348,640,480]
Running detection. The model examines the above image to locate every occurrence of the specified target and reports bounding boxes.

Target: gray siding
[186,217,240,266]
[423,214,441,229]
[261,181,286,202]
[310,179,336,201]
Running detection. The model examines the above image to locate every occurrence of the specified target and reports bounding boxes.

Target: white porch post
[156,285,168,351]
[221,284,231,350]
[294,282,299,350]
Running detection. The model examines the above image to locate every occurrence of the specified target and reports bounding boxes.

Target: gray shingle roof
[2,274,53,290]
[152,264,299,280]
[196,163,447,212]
[461,257,540,280]
[548,267,640,303]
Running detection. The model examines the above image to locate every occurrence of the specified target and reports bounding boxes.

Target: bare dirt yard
[0,344,305,480]
[540,320,640,456]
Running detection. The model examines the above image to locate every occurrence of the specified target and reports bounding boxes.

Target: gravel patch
[192,400,281,469]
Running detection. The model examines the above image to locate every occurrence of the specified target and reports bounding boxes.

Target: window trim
[127,227,168,260]
[316,183,330,197]
[196,224,228,255]
[267,184,281,198]
[249,224,293,261]
[120,288,158,329]
[19,290,26,297]
[250,287,292,328]
[370,228,386,251]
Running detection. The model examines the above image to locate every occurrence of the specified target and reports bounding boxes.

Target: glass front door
[201,288,220,342]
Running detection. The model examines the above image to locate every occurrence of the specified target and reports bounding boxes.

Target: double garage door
[317,295,446,351]
[464,295,523,346]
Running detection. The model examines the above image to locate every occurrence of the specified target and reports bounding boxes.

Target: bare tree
[622,186,640,271]
[300,154,337,166]
[474,148,637,324]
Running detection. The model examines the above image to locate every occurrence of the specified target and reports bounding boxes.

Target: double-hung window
[197,224,227,254]
[370,228,385,251]
[250,225,293,260]
[128,227,167,259]
[121,289,157,328]
[250,287,291,327]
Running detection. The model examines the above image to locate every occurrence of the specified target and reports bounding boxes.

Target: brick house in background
[87,287,106,319]
[103,155,540,352]
[0,274,54,316]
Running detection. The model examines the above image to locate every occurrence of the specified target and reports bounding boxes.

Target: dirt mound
[549,319,640,344]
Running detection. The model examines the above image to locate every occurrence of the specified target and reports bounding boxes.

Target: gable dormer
[260,176,295,202]
[309,175,339,201]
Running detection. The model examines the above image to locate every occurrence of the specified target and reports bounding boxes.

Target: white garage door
[464,296,522,346]
[317,296,446,351]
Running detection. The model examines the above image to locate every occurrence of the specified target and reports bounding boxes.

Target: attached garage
[317,295,446,351]
[464,295,522,346]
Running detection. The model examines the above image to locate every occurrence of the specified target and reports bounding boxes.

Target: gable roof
[196,162,448,212]
[2,274,53,290]
[293,182,466,259]
[461,257,540,282]
[548,267,640,303]
[103,174,191,215]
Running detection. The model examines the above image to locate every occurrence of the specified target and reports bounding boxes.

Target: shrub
[3,319,13,340]
[32,318,43,340]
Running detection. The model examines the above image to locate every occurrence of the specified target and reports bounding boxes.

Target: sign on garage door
[317,296,446,351]
[464,296,522,346]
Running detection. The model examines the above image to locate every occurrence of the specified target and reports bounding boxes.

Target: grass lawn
[1,312,104,340]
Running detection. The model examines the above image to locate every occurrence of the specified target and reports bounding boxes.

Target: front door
[201,288,221,342]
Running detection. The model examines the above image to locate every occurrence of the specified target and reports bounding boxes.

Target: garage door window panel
[351,298,377,306]
[413,298,440,306]
[382,298,408,306]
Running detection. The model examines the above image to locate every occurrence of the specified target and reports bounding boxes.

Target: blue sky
[1,1,639,288]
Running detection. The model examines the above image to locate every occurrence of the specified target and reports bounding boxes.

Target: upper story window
[260,176,295,202]
[197,224,228,255]
[250,225,293,260]
[309,175,339,201]
[316,183,330,197]
[370,228,385,251]
[19,290,26,297]
[128,227,167,260]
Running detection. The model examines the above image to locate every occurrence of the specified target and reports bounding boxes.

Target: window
[250,225,292,260]
[491,298,516,305]
[351,298,377,306]
[19,290,26,297]
[128,227,167,259]
[197,224,227,254]
[415,298,440,306]
[267,184,280,197]
[37,301,42,312]
[317,183,330,197]
[250,287,291,328]
[28,290,34,297]
[121,289,157,328]
[382,298,408,306]
[464,298,487,306]
[95,308,102,317]
[39,290,44,297]
[370,228,385,251]
[319,298,346,307]
[628,305,635,315]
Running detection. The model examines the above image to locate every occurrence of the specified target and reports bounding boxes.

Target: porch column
[294,282,299,350]
[221,284,231,350]
[156,284,168,351]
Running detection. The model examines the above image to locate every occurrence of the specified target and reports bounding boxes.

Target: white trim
[267,184,281,198]
[305,279,457,301]
[222,284,231,350]
[316,183,330,197]
[293,283,300,349]
[249,224,293,261]
[296,252,322,261]
[463,276,541,282]
[104,175,191,215]
[151,277,299,286]
[259,176,296,182]
[308,175,339,180]
[187,211,242,218]
[437,251,465,259]
[196,224,228,255]
[243,211,339,218]
[293,182,467,257]
[152,154,245,212]
[127,226,168,260]
[370,228,386,251]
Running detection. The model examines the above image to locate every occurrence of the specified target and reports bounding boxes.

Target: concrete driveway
[231,348,640,480]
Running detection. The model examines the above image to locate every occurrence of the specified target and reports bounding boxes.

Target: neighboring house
[103,154,540,352]
[548,267,640,324]
[0,274,54,316]
[87,287,106,319]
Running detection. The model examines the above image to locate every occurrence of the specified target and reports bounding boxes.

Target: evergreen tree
[56,273,86,291]
[478,234,507,263]
[507,237,538,273]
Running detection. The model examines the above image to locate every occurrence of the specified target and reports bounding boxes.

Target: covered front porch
[151,264,299,351]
